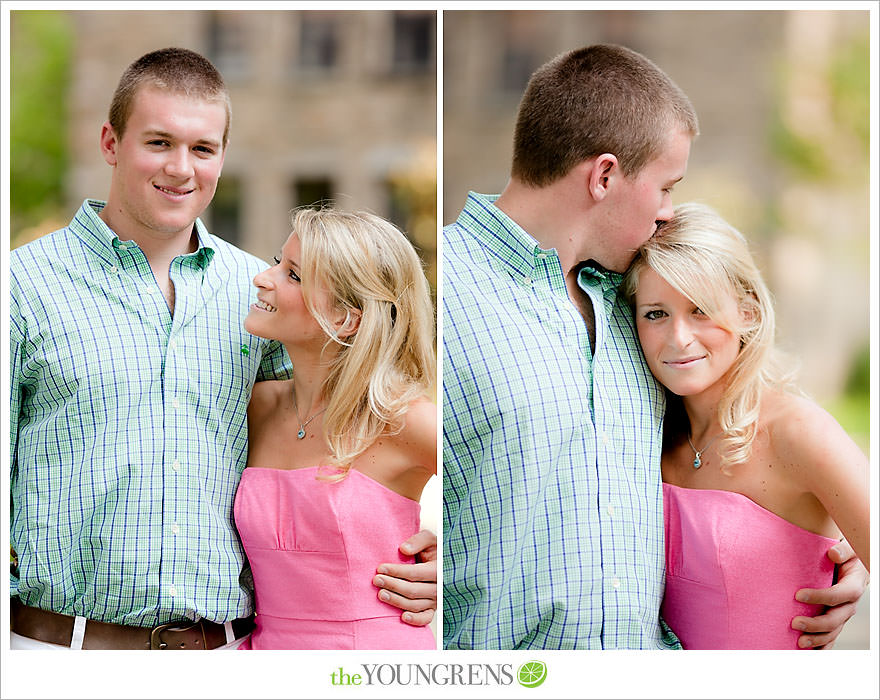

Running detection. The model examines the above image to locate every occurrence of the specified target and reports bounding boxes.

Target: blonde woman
[622,202,869,649]
[236,208,436,649]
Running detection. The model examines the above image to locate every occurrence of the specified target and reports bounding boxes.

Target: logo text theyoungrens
[330,663,516,686]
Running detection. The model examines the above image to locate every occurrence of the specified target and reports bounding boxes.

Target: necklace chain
[292,387,326,440]
[686,432,721,469]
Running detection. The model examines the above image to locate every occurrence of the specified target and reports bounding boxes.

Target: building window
[500,47,538,94]
[207,12,250,80]
[391,11,434,74]
[206,176,241,247]
[298,12,340,71]
[293,178,334,209]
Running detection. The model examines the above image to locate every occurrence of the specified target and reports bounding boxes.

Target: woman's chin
[243,315,272,340]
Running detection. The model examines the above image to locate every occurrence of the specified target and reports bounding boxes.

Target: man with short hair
[442,44,865,650]
[10,47,436,650]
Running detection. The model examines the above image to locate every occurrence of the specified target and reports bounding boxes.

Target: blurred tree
[770,25,869,183]
[11,11,72,246]
[829,31,870,153]
[387,142,437,294]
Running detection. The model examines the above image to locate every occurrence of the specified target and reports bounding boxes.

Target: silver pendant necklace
[687,432,720,469]
[292,388,326,440]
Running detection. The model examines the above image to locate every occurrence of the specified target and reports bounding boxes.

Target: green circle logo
[517,660,547,688]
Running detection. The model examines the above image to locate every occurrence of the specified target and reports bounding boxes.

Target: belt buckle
[149,620,206,650]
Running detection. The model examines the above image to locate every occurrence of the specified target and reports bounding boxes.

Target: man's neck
[98,204,199,314]
[494,178,594,280]
[494,179,598,348]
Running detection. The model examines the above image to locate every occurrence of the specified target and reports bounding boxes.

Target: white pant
[10,630,250,650]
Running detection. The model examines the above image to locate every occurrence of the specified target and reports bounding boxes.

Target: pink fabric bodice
[233,466,435,649]
[662,483,837,650]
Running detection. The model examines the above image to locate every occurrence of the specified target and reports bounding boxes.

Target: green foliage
[768,111,827,181]
[11,11,73,234]
[843,343,870,398]
[829,30,870,151]
[770,27,869,182]
[823,344,871,453]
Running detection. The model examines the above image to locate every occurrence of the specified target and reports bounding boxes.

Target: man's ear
[99,122,119,167]
[586,153,619,202]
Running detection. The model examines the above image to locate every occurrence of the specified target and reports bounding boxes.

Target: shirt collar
[458,192,545,277]
[578,260,623,288]
[69,199,216,268]
[459,192,623,293]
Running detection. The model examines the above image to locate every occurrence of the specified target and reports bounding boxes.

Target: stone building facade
[66,9,437,273]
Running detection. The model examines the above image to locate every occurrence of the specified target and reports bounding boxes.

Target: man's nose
[165,148,195,178]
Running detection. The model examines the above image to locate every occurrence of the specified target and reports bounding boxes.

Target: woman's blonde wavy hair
[292,207,435,472]
[622,202,797,471]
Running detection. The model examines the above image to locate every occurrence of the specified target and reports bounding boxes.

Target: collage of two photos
[5,6,874,698]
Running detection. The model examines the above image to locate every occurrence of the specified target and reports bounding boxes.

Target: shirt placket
[580,274,628,647]
[114,240,174,619]
[157,255,205,619]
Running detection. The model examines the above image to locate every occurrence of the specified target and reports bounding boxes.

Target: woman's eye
[644,309,665,320]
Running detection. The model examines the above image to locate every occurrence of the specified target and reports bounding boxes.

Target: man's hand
[373,529,437,627]
[792,540,868,649]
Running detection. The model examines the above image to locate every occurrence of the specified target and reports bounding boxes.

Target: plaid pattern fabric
[442,192,680,650]
[10,200,290,626]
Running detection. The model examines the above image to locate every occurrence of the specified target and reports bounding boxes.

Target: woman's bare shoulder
[763,389,865,485]
[764,390,839,448]
[382,395,438,474]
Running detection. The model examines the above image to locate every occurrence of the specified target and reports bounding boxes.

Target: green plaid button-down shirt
[10,200,289,626]
[443,192,681,649]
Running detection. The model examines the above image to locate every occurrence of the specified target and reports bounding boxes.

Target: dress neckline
[663,482,840,544]
[243,465,422,505]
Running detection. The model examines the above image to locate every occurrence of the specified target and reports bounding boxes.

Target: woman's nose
[670,316,694,347]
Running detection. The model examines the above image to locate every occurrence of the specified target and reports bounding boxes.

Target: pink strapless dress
[662,483,837,650]
[233,466,436,650]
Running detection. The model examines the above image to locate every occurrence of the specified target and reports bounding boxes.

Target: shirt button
[172,398,180,409]
[109,265,118,274]
[602,432,610,446]
[612,578,621,589]
[522,276,532,285]
[172,460,181,472]
[171,523,180,535]
[169,585,177,597]
[169,339,177,351]
[145,285,156,294]
[536,252,547,259]
[607,504,615,516]
[118,243,128,251]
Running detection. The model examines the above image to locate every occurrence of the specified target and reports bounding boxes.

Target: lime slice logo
[517,660,547,688]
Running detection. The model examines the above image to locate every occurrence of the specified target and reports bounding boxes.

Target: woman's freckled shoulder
[763,390,840,462]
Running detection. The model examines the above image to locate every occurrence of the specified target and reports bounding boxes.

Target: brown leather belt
[10,598,254,650]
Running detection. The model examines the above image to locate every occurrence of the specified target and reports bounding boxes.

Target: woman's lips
[663,355,706,368]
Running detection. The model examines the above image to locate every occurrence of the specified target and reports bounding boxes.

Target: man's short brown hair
[108,47,231,147]
[511,44,698,187]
